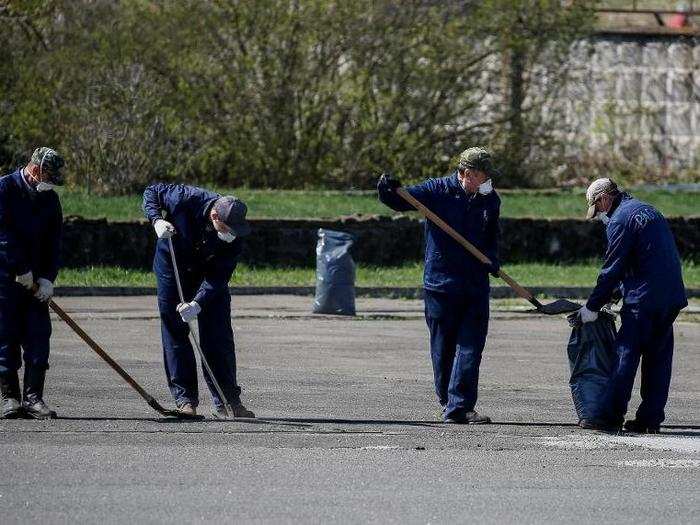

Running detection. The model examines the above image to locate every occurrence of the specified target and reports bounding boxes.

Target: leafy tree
[0,0,595,192]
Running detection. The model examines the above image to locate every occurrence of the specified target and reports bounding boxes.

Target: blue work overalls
[0,170,62,376]
[143,183,243,409]
[587,194,687,426]
[379,173,500,419]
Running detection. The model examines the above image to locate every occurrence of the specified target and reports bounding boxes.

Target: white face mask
[596,211,610,225]
[478,179,493,195]
[36,181,56,192]
[217,231,236,243]
[33,150,57,192]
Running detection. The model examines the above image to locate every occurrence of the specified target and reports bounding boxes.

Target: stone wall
[563,33,700,170]
[61,215,699,269]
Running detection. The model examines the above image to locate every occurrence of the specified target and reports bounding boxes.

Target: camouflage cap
[30,147,65,184]
[458,147,497,177]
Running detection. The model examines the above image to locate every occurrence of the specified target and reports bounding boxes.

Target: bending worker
[143,183,255,419]
[377,147,500,424]
[0,147,64,419]
[578,178,687,433]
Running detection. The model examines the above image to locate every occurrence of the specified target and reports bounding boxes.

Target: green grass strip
[57,187,700,221]
[56,261,699,288]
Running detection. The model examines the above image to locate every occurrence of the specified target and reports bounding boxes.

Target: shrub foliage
[0,0,594,193]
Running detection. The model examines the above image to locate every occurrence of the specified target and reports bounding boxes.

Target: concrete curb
[54,285,700,299]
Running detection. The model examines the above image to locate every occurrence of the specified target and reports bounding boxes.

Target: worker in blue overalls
[378,147,501,424]
[0,147,64,419]
[143,183,255,419]
[577,178,687,433]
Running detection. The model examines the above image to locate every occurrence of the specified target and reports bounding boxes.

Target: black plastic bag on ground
[313,229,356,316]
[566,311,617,422]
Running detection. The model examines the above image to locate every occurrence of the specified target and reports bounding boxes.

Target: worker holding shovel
[143,183,255,419]
[0,147,64,419]
[576,178,687,433]
[378,147,501,424]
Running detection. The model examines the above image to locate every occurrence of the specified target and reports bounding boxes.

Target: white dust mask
[36,181,56,192]
[478,179,493,195]
[35,150,56,192]
[217,231,236,243]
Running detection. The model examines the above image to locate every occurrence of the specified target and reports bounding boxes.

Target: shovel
[396,187,581,315]
[44,294,202,419]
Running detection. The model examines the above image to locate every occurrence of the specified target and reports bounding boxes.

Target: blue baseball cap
[213,196,251,236]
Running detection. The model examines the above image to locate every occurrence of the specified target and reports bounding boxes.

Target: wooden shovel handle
[395,187,537,304]
[33,286,159,405]
[48,299,153,401]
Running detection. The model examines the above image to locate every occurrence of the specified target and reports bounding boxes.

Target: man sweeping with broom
[377,147,501,424]
[143,183,255,419]
[0,147,64,419]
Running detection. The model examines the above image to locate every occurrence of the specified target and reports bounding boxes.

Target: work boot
[444,410,491,425]
[22,366,56,420]
[177,403,197,417]
[212,403,255,419]
[232,403,255,418]
[624,419,660,434]
[578,418,621,433]
[1,371,22,419]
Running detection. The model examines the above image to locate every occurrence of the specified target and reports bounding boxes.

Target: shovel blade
[536,299,582,316]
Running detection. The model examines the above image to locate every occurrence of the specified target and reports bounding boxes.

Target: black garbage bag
[312,229,356,316]
[566,311,617,422]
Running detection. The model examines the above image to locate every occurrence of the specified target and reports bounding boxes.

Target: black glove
[377,173,402,193]
[486,261,500,278]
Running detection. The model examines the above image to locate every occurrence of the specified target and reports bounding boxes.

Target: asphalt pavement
[1,295,698,524]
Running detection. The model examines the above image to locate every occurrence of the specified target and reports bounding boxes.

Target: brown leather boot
[176,403,197,417]
[212,403,255,419]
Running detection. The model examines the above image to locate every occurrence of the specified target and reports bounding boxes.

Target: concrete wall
[563,33,700,170]
[61,215,699,269]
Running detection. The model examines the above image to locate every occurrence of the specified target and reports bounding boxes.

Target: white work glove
[578,305,598,323]
[177,301,201,323]
[34,278,54,303]
[153,219,176,239]
[15,271,34,290]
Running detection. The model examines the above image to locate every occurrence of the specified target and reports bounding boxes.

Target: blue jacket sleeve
[378,178,437,212]
[0,182,30,275]
[143,183,189,223]
[38,197,62,282]
[192,252,239,306]
[586,220,634,311]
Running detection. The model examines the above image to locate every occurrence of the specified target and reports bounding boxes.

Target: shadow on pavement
[56,416,176,423]
[647,430,700,437]
[259,416,441,428]
[494,421,580,428]
[53,416,700,435]
[56,415,313,428]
